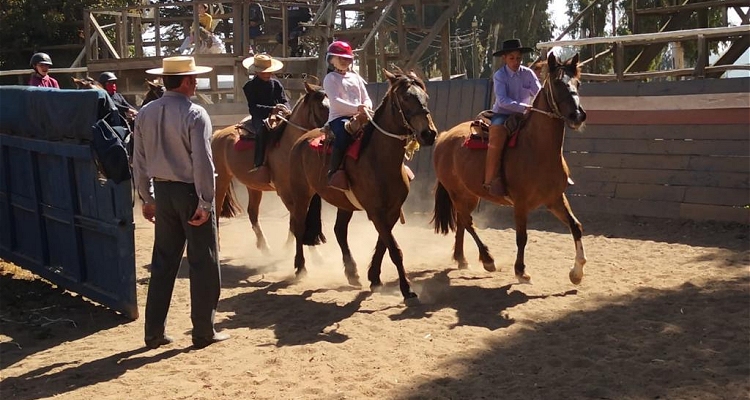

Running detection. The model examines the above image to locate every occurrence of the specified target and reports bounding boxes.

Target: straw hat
[146,56,213,75]
[242,54,284,73]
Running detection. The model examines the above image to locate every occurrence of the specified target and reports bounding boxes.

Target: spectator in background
[248,3,265,40]
[277,5,312,57]
[29,52,59,88]
[178,3,214,54]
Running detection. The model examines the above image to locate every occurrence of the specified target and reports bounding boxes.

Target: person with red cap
[322,40,372,191]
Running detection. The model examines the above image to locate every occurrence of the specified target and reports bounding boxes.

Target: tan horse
[288,70,438,304]
[432,52,587,284]
[212,82,329,251]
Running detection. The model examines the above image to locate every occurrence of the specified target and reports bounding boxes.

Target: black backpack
[91,117,131,184]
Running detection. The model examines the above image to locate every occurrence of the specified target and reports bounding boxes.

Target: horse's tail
[302,194,327,245]
[220,181,243,218]
[432,181,456,235]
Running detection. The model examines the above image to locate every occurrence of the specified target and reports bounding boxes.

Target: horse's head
[142,79,165,107]
[73,76,103,90]
[291,81,329,128]
[545,52,586,130]
[381,69,438,146]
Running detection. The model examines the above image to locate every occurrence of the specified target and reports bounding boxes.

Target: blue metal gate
[0,87,137,319]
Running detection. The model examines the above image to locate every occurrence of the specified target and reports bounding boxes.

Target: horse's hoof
[404,295,421,307]
[346,274,362,288]
[369,281,383,292]
[482,262,496,272]
[516,273,532,284]
[294,268,308,281]
[569,268,583,285]
[457,261,469,270]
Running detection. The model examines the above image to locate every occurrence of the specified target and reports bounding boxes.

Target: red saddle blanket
[234,138,255,152]
[309,135,362,160]
[462,130,519,150]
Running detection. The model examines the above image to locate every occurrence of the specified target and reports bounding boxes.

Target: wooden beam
[355,0,398,53]
[537,25,750,48]
[89,12,121,59]
[634,0,750,16]
[403,2,459,70]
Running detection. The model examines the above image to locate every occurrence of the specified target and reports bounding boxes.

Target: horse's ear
[304,81,314,93]
[407,69,419,80]
[569,53,580,67]
[383,69,397,84]
[305,75,320,86]
[547,51,558,70]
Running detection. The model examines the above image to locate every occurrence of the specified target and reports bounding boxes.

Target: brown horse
[432,52,587,284]
[141,79,165,107]
[72,77,103,90]
[288,69,438,304]
[212,82,329,251]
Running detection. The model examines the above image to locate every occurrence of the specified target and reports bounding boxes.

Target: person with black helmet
[99,71,138,128]
[29,52,59,88]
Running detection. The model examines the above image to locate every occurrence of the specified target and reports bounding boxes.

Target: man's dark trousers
[145,181,221,341]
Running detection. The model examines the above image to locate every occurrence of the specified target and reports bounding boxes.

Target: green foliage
[0,0,132,70]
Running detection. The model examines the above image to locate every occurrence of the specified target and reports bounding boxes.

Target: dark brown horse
[141,79,165,107]
[288,69,438,304]
[213,82,329,251]
[432,52,587,284]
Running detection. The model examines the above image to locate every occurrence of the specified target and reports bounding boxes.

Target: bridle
[530,67,576,120]
[363,81,430,142]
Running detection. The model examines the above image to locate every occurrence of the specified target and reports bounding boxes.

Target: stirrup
[327,170,349,191]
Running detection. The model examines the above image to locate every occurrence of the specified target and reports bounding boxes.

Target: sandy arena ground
[1,192,748,400]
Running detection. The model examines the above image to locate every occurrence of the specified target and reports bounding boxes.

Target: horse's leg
[334,209,360,286]
[547,194,586,284]
[246,187,270,254]
[372,216,418,304]
[513,207,532,283]
[367,238,386,290]
[290,192,316,279]
[453,224,469,269]
[455,194,496,272]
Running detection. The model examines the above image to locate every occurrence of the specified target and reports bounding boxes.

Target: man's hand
[188,207,210,226]
[127,109,138,119]
[142,203,156,223]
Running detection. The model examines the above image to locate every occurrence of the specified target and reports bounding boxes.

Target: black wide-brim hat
[492,39,534,57]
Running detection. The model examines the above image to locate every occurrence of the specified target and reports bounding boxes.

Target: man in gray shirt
[133,56,230,349]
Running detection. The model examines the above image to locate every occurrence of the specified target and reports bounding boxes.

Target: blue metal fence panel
[0,133,137,320]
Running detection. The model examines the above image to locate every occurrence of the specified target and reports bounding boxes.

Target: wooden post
[154,9,161,57]
[693,34,707,78]
[84,10,92,63]
[134,9,143,58]
[234,1,244,56]
[440,21,450,81]
[120,9,128,58]
[282,4,289,58]
[614,41,624,81]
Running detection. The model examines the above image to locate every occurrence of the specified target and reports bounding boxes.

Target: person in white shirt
[322,40,372,191]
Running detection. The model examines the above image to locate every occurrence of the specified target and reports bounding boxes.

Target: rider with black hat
[99,71,138,130]
[29,52,60,88]
[483,39,542,197]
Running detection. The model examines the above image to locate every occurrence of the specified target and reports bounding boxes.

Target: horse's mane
[268,83,325,147]
[360,71,425,153]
